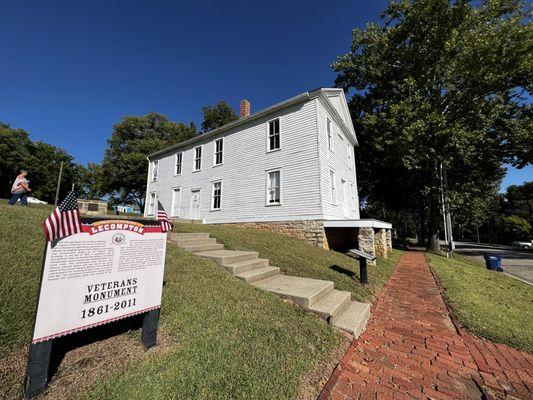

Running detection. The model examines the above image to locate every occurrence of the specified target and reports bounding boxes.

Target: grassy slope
[426,253,533,353]
[0,202,52,353]
[175,223,402,303]
[1,203,355,399]
[84,246,340,399]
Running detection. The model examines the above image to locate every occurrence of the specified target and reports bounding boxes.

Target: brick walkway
[320,252,533,400]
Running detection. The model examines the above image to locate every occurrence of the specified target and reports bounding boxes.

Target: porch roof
[323,219,392,230]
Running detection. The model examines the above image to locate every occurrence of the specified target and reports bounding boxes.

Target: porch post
[374,228,388,259]
[386,229,393,253]
[357,227,376,265]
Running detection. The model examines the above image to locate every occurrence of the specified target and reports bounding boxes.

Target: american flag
[157,200,173,232]
[43,190,82,241]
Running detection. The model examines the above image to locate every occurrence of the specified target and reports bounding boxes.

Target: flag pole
[54,161,64,206]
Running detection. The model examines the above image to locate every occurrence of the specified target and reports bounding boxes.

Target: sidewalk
[320,252,532,399]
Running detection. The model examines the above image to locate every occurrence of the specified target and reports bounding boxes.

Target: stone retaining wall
[228,220,327,247]
[223,221,391,264]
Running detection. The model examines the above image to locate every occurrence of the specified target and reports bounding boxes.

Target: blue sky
[1,0,530,190]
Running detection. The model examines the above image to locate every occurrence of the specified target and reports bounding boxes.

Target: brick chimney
[239,99,251,118]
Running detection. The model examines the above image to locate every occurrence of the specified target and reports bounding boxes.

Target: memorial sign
[32,219,166,342]
[25,217,168,398]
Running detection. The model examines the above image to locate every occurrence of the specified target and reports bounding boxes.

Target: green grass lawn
[174,223,402,303]
[0,204,401,399]
[426,253,533,353]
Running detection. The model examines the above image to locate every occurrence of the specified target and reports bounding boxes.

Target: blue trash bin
[483,254,502,271]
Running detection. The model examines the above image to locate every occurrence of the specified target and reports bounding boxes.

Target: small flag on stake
[157,200,173,232]
[43,190,82,241]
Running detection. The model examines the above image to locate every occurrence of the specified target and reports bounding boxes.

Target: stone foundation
[223,221,391,265]
[228,220,327,247]
[358,227,376,265]
[374,228,388,259]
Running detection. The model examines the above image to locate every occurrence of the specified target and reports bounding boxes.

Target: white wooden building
[145,88,392,257]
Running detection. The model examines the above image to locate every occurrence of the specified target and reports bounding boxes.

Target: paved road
[452,241,533,285]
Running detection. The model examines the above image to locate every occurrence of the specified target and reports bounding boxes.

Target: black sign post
[141,308,161,349]
[346,248,377,284]
[24,340,52,398]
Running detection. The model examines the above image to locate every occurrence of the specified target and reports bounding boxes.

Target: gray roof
[148,88,355,159]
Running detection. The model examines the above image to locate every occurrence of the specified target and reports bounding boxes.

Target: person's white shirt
[11,175,29,193]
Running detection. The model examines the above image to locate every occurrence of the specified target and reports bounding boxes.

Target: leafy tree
[504,182,533,225]
[502,215,531,241]
[333,0,532,250]
[100,113,196,211]
[0,122,79,203]
[201,101,238,132]
[30,141,79,202]
[0,123,33,198]
[76,163,106,199]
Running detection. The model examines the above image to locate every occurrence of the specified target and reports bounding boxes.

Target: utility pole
[54,161,64,206]
[443,165,455,254]
[439,163,450,257]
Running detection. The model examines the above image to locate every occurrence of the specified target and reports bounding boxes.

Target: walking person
[8,170,32,206]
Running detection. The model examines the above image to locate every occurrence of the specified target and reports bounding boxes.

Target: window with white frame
[193,146,202,171]
[341,178,346,204]
[214,138,223,166]
[147,192,157,215]
[175,152,182,175]
[327,118,333,151]
[330,170,336,204]
[268,118,280,151]
[212,181,222,210]
[347,144,352,168]
[266,169,281,205]
[151,160,159,182]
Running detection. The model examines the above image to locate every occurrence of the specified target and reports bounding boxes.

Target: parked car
[511,240,533,250]
[27,197,48,205]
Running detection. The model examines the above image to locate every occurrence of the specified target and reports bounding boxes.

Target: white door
[190,190,201,219]
[171,188,181,217]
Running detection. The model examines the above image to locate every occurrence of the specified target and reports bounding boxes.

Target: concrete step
[181,243,225,252]
[175,237,218,247]
[223,258,270,274]
[171,232,210,240]
[309,289,352,323]
[195,249,259,266]
[332,301,371,338]
[236,266,280,283]
[252,275,333,309]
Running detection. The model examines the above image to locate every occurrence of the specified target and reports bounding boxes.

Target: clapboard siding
[316,98,360,220]
[145,100,324,223]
